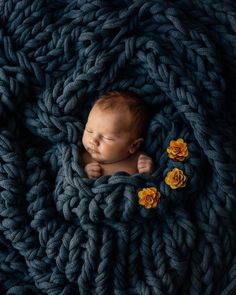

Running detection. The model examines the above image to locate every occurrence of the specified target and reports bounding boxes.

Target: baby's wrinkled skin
[81,105,153,179]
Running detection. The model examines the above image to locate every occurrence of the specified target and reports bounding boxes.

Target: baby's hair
[94,90,149,138]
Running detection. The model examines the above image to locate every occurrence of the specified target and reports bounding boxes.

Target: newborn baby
[81,90,153,179]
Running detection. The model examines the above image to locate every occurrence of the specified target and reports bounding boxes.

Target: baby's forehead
[89,105,130,120]
[88,106,133,132]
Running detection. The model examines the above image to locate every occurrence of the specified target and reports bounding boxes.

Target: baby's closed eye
[102,136,114,141]
[85,128,93,133]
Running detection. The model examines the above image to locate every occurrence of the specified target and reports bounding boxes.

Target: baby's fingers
[138,154,149,161]
[138,158,153,168]
[138,166,150,174]
[89,170,102,179]
[89,163,101,171]
[137,158,153,174]
[85,163,102,179]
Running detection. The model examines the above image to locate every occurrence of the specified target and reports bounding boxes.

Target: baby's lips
[88,147,99,154]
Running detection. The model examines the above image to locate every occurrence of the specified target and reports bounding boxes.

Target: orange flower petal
[167,138,189,161]
[165,168,187,189]
[138,187,161,209]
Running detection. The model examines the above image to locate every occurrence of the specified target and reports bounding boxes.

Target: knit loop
[0,0,236,294]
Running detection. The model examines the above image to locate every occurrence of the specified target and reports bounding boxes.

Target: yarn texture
[0,0,236,294]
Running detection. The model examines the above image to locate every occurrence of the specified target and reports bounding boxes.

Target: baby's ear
[129,138,144,154]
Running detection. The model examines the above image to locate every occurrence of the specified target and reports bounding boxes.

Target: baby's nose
[89,136,99,146]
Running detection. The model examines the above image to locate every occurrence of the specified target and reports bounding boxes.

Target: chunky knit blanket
[1,0,236,294]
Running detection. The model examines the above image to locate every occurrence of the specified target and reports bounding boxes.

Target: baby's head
[82,90,149,164]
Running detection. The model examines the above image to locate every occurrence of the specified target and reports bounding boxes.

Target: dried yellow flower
[165,168,187,189]
[167,138,189,161]
[138,187,161,209]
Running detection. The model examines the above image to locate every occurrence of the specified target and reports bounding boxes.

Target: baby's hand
[137,154,154,175]
[84,162,102,179]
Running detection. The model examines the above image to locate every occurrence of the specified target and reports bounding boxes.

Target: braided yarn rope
[1,0,236,294]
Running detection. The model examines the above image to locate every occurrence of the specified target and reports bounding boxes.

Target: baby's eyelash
[86,129,93,133]
[103,136,114,141]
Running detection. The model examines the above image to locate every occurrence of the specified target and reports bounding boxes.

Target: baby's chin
[88,152,115,164]
[88,152,105,163]
[87,148,130,164]
[91,156,111,164]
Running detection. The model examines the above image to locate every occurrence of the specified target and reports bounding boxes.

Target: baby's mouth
[88,147,99,154]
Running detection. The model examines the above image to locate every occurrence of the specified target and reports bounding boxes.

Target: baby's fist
[85,162,102,179]
[137,154,154,175]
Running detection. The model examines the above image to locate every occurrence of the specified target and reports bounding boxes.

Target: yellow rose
[138,187,161,209]
[165,168,187,189]
[167,138,189,161]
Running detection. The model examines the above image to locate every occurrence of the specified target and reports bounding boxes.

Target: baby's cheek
[101,144,110,155]
[82,134,87,146]
[99,143,106,152]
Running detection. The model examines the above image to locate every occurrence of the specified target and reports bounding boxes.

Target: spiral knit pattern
[1,0,236,294]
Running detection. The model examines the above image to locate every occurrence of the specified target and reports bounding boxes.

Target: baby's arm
[137,153,154,175]
[84,162,102,179]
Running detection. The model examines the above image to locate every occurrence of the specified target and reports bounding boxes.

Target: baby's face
[82,106,137,164]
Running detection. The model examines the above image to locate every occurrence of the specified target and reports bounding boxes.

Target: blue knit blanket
[1,1,236,294]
